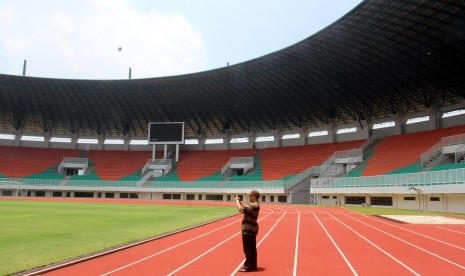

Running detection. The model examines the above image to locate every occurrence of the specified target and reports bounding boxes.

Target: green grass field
[0,200,237,276]
[2,201,464,276]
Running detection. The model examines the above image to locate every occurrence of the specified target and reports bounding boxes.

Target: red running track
[26,205,465,276]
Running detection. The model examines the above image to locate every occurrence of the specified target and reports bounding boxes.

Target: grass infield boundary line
[17,213,239,276]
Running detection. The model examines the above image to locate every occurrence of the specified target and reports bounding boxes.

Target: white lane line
[101,207,275,276]
[293,210,301,276]
[341,213,465,270]
[166,231,242,276]
[323,211,420,275]
[311,211,358,276]
[100,217,240,276]
[164,208,275,275]
[346,210,465,252]
[437,226,465,235]
[230,208,288,276]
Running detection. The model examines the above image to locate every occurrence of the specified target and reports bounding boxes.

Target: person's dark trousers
[242,233,257,270]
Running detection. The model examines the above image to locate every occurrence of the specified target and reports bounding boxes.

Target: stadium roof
[1,0,465,139]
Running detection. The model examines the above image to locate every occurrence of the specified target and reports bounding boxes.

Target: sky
[0,0,364,80]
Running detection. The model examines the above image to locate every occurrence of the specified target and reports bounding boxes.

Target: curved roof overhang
[1,0,465,138]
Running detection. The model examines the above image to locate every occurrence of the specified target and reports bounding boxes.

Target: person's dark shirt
[241,201,260,235]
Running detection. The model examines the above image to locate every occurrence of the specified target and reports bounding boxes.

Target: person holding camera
[235,190,260,272]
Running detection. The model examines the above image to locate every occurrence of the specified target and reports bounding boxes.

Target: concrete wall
[446,194,465,213]
[316,193,465,213]
[395,194,422,210]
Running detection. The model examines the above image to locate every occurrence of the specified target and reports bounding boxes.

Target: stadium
[2,1,465,275]
[1,0,465,214]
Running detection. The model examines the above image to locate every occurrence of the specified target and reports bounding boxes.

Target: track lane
[316,209,418,275]
[115,207,280,276]
[42,207,283,276]
[436,225,465,237]
[341,211,465,263]
[238,208,298,275]
[42,215,244,276]
[108,220,240,275]
[296,208,356,275]
[35,205,465,276]
[169,207,285,276]
[346,211,465,249]
[333,210,465,275]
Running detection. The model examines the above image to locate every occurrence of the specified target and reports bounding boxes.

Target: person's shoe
[238,267,257,272]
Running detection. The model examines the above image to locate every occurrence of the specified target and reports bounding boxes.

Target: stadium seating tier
[362,125,465,176]
[259,140,365,180]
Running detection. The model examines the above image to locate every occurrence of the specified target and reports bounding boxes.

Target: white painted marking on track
[166,231,242,275]
[437,226,465,235]
[311,211,358,276]
[230,208,287,276]
[323,211,420,275]
[168,209,277,275]
[100,207,276,276]
[340,212,465,270]
[100,217,241,276]
[293,210,301,276]
[345,211,465,252]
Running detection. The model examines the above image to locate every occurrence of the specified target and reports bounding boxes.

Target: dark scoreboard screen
[148,122,184,144]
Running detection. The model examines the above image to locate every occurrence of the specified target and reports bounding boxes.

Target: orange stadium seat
[176,149,256,181]
[362,125,465,176]
[86,150,162,181]
[0,146,81,178]
[259,140,365,180]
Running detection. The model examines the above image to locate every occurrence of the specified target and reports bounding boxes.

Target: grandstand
[362,125,465,176]
[1,0,465,213]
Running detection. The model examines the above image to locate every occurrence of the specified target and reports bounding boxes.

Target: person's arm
[235,195,244,212]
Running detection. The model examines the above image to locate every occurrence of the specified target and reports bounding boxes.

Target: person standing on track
[235,190,260,272]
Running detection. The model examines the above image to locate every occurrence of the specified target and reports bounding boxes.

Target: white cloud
[0,0,206,79]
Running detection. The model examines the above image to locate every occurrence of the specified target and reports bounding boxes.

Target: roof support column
[327,120,337,143]
[70,133,78,149]
[123,134,131,150]
[222,132,230,150]
[97,134,105,150]
[13,129,23,147]
[357,117,371,140]
[275,128,282,147]
[426,105,441,130]
[248,130,257,149]
[196,133,206,151]
[43,131,52,148]
[392,111,406,135]
[300,126,309,145]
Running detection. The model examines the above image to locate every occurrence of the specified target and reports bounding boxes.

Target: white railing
[455,144,465,163]
[285,147,363,190]
[0,177,286,189]
[442,133,465,145]
[0,180,24,186]
[141,159,172,175]
[58,157,89,173]
[220,161,231,175]
[318,164,344,177]
[311,168,465,188]
[221,157,254,175]
[421,133,465,165]
[283,164,343,190]
[322,148,363,166]
[1,168,464,191]
[358,133,384,151]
